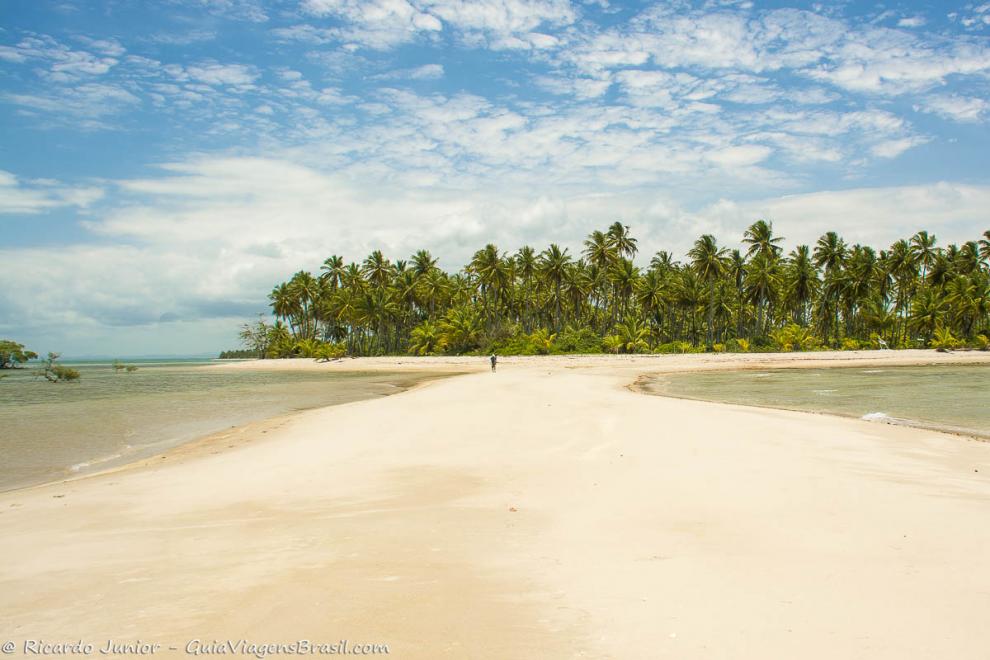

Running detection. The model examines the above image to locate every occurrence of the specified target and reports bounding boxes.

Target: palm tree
[439,307,482,353]
[607,221,638,259]
[614,318,650,353]
[946,274,990,338]
[688,234,729,347]
[608,258,639,323]
[539,244,571,331]
[813,231,847,275]
[470,243,505,330]
[979,230,990,268]
[910,287,947,343]
[320,255,345,290]
[584,230,616,325]
[411,250,437,277]
[363,250,392,289]
[910,231,937,282]
[744,251,780,337]
[408,321,443,355]
[516,246,537,330]
[743,219,784,259]
[269,282,298,336]
[813,232,847,345]
[784,245,818,325]
[636,270,667,339]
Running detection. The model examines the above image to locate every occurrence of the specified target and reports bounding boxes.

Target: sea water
[0,360,438,491]
[639,364,990,437]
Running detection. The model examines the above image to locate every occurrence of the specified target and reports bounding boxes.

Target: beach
[2,350,990,658]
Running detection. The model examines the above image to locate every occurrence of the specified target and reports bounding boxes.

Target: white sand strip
[1,351,989,659]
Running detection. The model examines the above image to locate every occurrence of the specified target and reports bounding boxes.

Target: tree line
[237,223,990,358]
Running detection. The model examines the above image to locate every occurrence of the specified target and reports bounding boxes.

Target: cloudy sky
[1,0,988,356]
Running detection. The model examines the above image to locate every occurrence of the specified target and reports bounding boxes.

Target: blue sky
[1,0,988,356]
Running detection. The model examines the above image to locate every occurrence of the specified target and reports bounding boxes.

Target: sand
[2,350,990,658]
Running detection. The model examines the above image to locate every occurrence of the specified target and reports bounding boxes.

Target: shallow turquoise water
[0,362,435,491]
[640,364,990,437]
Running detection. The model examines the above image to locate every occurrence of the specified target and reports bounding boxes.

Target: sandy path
[2,352,989,658]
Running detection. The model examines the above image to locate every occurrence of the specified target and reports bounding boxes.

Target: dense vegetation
[218,349,262,360]
[242,223,990,358]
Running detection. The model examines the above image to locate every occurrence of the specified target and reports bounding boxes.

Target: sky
[1,0,988,356]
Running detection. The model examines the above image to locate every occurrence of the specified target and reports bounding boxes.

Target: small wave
[862,412,895,423]
[70,452,124,472]
[861,370,884,374]
[813,389,837,395]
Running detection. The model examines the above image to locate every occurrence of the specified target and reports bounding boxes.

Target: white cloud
[148,29,218,45]
[4,83,141,125]
[298,0,442,50]
[3,34,120,81]
[0,45,27,62]
[806,28,990,95]
[375,63,445,80]
[915,94,989,122]
[870,136,928,159]
[167,0,268,22]
[422,0,576,49]
[707,144,773,167]
[184,62,259,86]
[950,3,990,29]
[0,170,103,214]
[557,5,990,98]
[295,0,575,50]
[76,36,126,56]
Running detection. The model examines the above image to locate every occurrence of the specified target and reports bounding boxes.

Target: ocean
[638,364,990,438]
[0,360,437,491]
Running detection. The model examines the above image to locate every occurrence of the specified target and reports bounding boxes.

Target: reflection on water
[0,361,438,491]
[640,364,990,437]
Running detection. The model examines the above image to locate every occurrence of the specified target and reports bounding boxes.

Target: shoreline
[632,374,990,442]
[0,368,462,496]
[3,350,990,658]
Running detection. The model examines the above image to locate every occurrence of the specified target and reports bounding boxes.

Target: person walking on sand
[490,353,497,372]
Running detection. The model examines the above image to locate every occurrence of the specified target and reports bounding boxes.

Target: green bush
[527,329,556,355]
[314,343,346,361]
[38,353,79,382]
[655,341,699,354]
[931,326,963,350]
[771,324,821,352]
[726,337,750,353]
[554,325,602,353]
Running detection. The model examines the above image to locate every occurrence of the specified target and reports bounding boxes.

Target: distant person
[490,353,497,372]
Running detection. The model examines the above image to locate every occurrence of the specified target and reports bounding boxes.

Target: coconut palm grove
[237,223,990,359]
